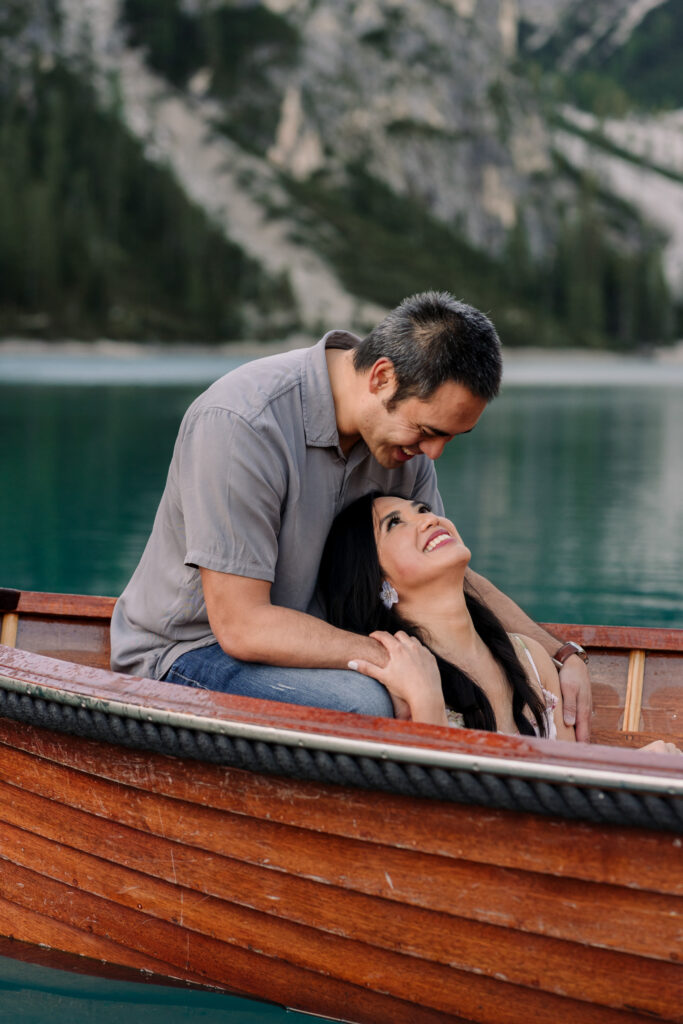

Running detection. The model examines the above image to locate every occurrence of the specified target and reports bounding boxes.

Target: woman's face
[372,496,471,596]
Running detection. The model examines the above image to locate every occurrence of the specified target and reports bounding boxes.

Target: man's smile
[393,446,416,463]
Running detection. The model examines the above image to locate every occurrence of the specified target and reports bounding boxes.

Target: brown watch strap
[553,641,588,667]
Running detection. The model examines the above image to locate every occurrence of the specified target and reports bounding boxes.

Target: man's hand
[558,654,592,742]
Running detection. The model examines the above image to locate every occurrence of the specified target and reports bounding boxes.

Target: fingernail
[348,661,359,671]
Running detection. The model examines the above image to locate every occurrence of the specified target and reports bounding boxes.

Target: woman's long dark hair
[318,493,547,737]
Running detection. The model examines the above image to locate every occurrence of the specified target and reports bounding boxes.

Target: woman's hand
[349,631,448,726]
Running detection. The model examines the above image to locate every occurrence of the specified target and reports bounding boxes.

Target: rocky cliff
[2,0,681,344]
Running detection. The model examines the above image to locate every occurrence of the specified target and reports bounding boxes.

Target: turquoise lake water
[0,946,316,1022]
[2,370,682,626]
[1,355,682,1019]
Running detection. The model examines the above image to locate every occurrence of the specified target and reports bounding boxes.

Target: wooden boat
[0,587,681,1023]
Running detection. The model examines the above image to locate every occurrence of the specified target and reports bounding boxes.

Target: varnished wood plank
[590,654,630,733]
[623,651,646,732]
[0,837,674,1023]
[0,612,18,648]
[2,748,682,959]
[0,931,223,992]
[6,592,115,668]
[0,880,468,1024]
[641,653,683,734]
[1,722,679,898]
[546,623,683,652]
[0,773,680,968]
[14,615,112,669]
[15,592,116,619]
[0,893,204,983]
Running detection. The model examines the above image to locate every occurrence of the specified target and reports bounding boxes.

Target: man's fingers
[562,696,577,727]
[558,658,592,741]
[574,700,592,743]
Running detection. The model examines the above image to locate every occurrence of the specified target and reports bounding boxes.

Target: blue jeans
[163,642,395,718]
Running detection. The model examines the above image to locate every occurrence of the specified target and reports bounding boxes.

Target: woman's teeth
[425,534,451,552]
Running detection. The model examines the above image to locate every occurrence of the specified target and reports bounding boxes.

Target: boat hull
[0,712,681,1023]
[0,590,681,1022]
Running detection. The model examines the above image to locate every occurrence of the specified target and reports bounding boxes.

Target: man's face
[360,365,487,470]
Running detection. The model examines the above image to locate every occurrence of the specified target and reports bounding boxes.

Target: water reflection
[0,950,317,1022]
[1,381,682,627]
[1,385,195,596]
[438,386,683,626]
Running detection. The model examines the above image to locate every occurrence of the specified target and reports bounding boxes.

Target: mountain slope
[1,0,680,344]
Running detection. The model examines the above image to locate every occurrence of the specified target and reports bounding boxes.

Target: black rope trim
[1,688,681,833]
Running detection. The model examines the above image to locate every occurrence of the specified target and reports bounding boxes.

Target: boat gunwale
[1,644,681,798]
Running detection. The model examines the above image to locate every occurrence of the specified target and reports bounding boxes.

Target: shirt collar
[301,330,361,448]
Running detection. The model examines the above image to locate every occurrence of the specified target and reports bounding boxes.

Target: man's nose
[418,437,448,460]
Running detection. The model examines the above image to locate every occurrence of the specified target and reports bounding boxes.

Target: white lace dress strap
[511,634,558,740]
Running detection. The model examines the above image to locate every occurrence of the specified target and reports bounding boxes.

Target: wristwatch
[552,640,588,669]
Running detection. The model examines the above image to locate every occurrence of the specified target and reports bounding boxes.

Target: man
[111,291,592,738]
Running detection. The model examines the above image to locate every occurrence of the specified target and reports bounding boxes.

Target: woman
[319,494,680,754]
[318,493,572,738]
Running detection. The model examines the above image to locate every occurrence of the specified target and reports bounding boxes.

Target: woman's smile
[423,529,454,553]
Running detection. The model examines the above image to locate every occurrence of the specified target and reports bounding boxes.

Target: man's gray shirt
[111,331,443,679]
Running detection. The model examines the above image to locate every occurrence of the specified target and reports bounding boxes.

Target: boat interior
[1,588,681,750]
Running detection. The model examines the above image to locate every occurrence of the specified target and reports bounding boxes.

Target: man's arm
[466,568,592,742]
[201,568,389,670]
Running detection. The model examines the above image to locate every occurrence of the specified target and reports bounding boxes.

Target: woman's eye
[386,515,402,531]
[418,504,431,514]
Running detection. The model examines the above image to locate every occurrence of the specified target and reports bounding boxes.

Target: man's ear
[367,358,397,395]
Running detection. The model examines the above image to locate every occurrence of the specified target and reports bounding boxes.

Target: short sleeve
[177,407,287,581]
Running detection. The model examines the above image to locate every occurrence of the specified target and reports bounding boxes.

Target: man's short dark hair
[353,291,502,408]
